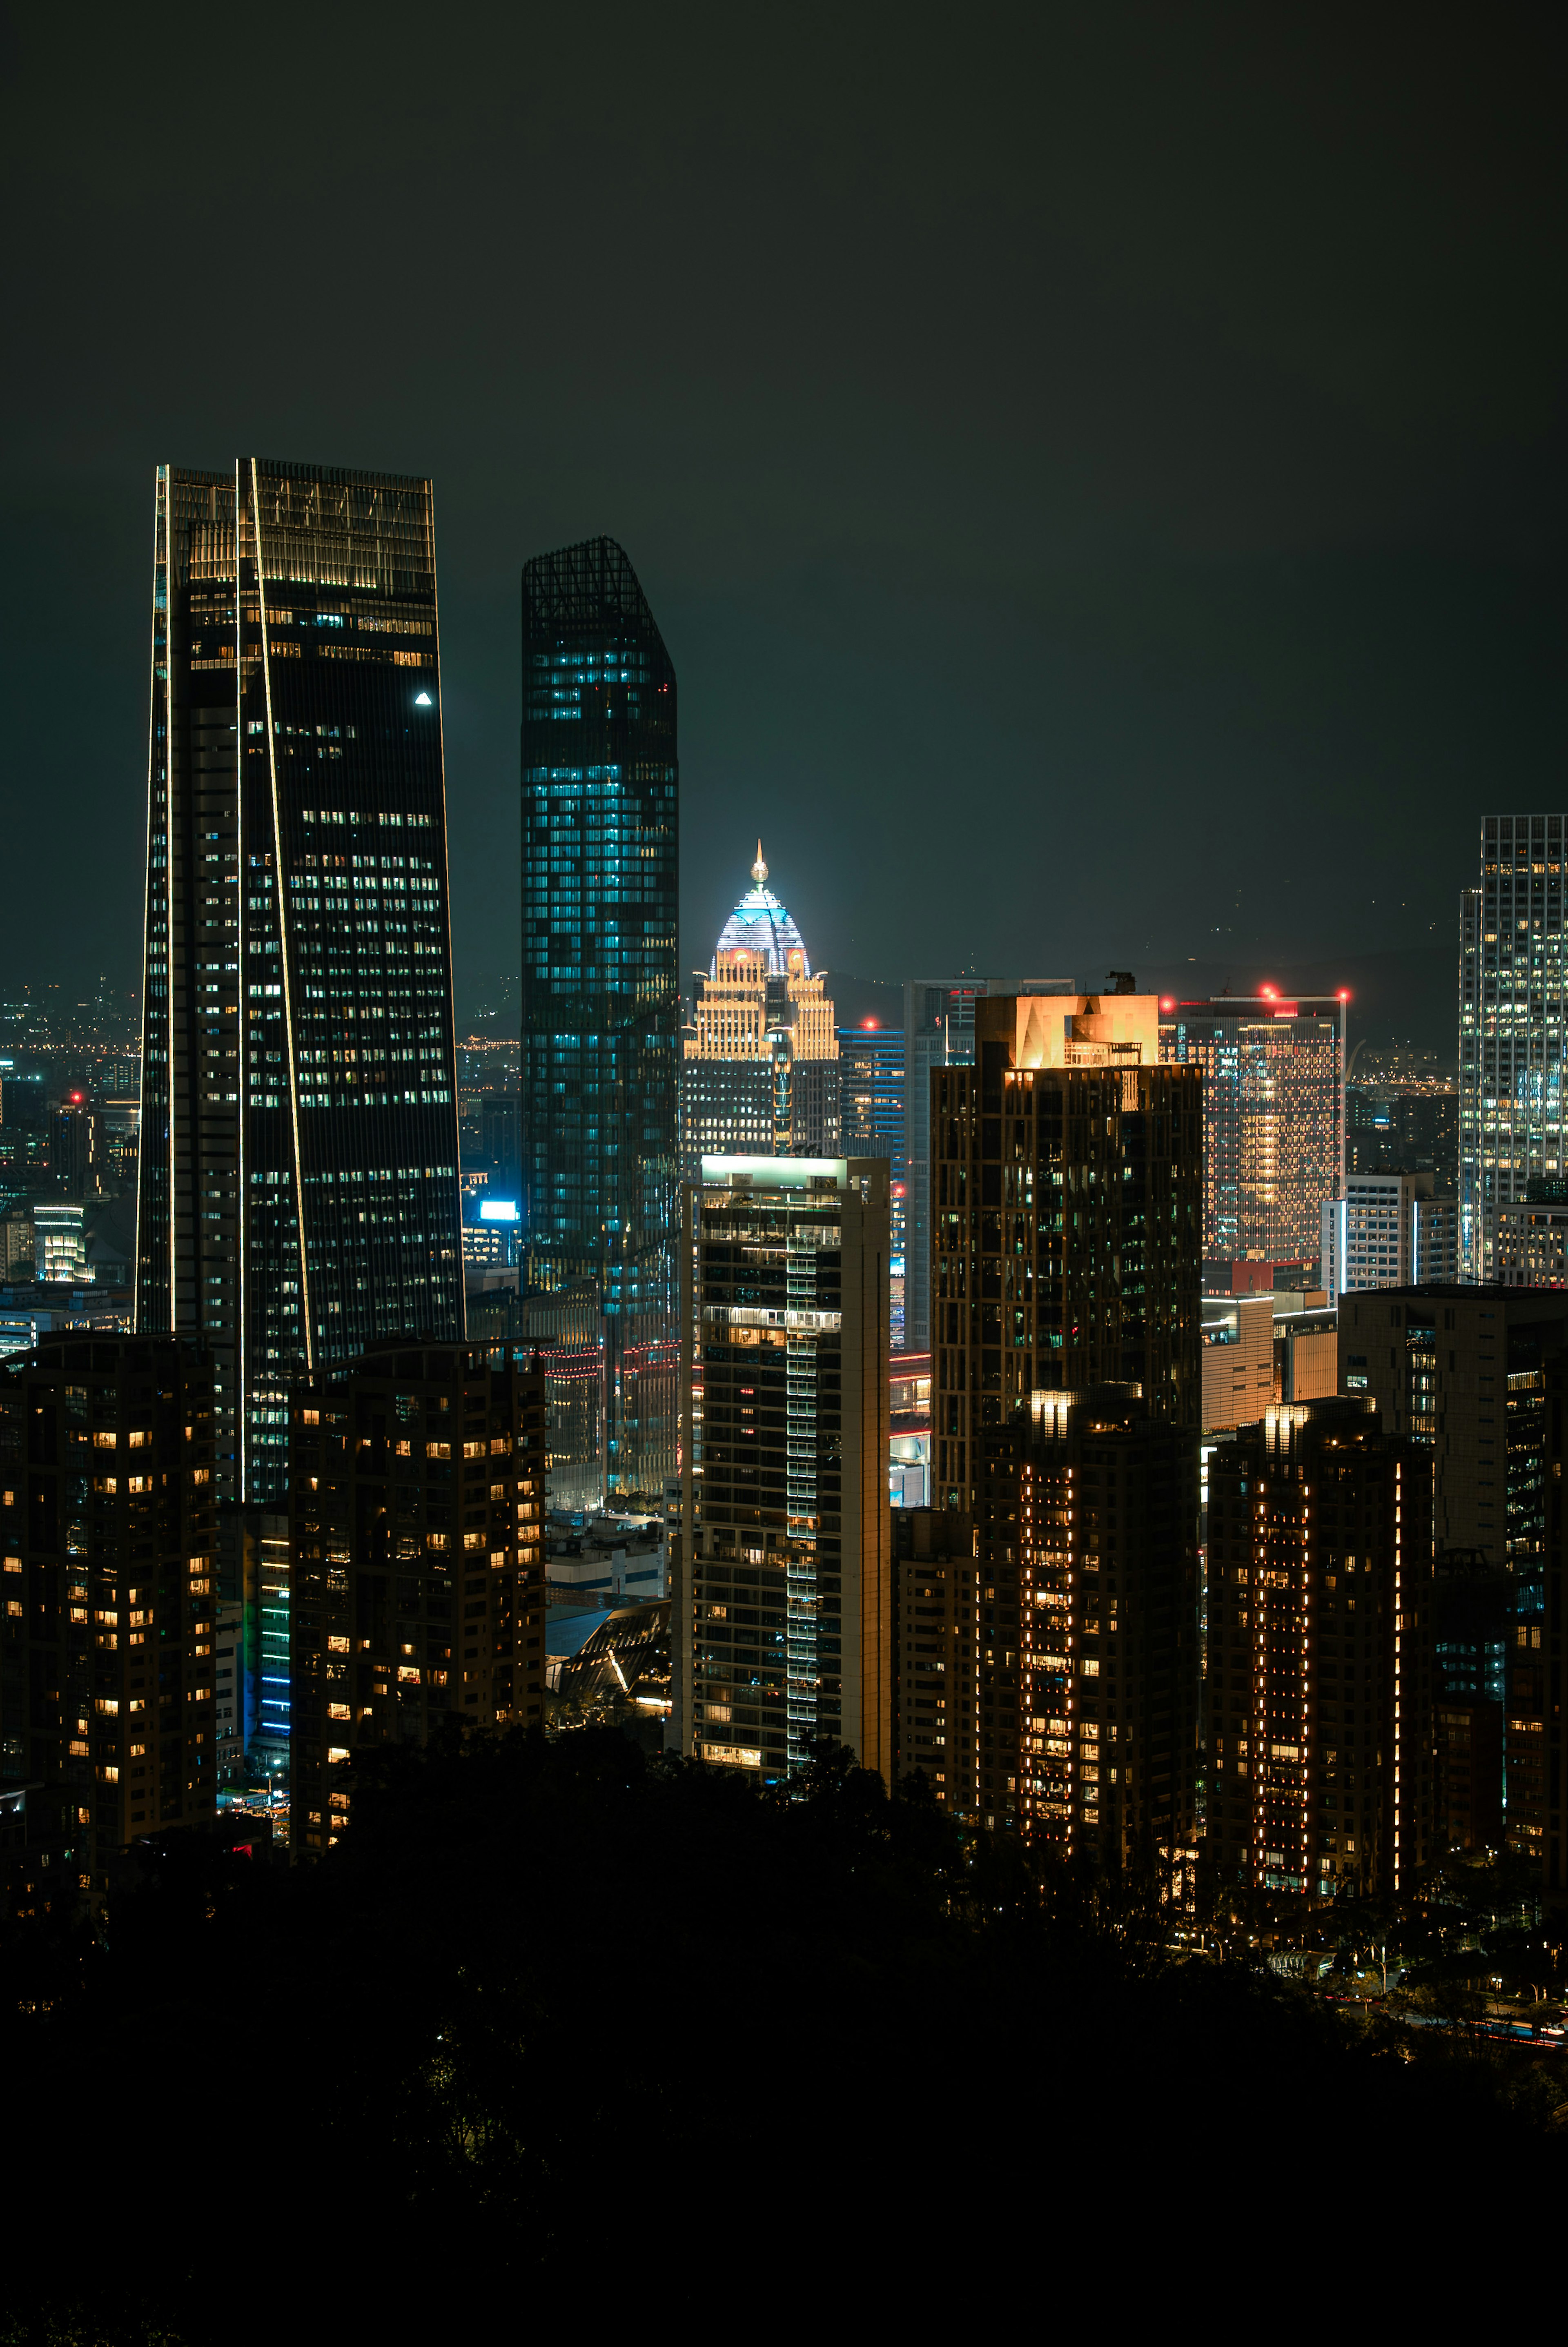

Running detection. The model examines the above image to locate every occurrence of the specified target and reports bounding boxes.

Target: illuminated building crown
[713,840,811,977]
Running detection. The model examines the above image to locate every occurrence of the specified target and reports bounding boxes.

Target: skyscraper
[521,539,679,1507]
[902,976,1071,1356]
[1160,990,1347,1283]
[839,1019,904,1347]
[677,1154,891,1782]
[134,461,465,1506]
[680,849,839,1174]
[933,985,1204,1513]
[1460,814,1568,1278]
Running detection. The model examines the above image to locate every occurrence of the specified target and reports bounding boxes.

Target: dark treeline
[2,1734,1562,2340]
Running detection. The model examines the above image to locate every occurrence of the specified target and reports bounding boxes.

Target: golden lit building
[681,847,839,1174]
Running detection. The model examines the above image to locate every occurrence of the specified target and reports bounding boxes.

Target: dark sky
[1,2,1561,1038]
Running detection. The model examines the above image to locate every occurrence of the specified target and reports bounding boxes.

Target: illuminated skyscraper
[1159,990,1346,1281]
[134,461,465,1505]
[1460,814,1568,1278]
[680,848,839,1174]
[677,1154,891,1783]
[521,538,679,1507]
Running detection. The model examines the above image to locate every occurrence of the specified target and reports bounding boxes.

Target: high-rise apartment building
[1494,1196,1568,1286]
[1206,1397,1433,1900]
[0,1334,218,1896]
[996,1387,1200,1866]
[932,986,1203,1512]
[902,976,1071,1356]
[289,1340,545,1854]
[680,851,839,1174]
[1320,1171,1459,1298]
[134,460,465,1507]
[1160,990,1346,1280]
[677,1155,890,1784]
[520,538,679,1507]
[1460,814,1568,1278]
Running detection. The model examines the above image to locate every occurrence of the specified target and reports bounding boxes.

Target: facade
[1206,1398,1434,1900]
[0,1334,218,1897]
[1160,991,1346,1280]
[134,460,465,1508]
[902,976,1071,1356]
[889,1351,931,1507]
[1347,1084,1458,1187]
[1338,1285,1568,1566]
[681,851,840,1175]
[1431,1550,1508,1856]
[840,1020,905,1347]
[289,1341,546,1855]
[1320,1171,1460,1298]
[1495,1197,1568,1286]
[49,1100,100,1199]
[1201,1295,1275,1432]
[520,536,679,1508]
[1002,1387,1200,1871]
[891,1504,974,1797]
[1340,1283,1562,1866]
[1460,815,1568,1279]
[932,987,1203,1513]
[677,1155,891,1784]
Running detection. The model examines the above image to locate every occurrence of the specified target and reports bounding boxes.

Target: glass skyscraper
[134,459,465,1505]
[1460,814,1568,1278]
[521,537,679,1505]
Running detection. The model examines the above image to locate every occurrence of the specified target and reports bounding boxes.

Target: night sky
[1,3,1561,1046]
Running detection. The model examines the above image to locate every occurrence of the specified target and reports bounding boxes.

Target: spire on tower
[751,839,768,888]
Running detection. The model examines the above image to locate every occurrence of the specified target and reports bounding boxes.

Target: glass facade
[134,460,465,1504]
[1459,814,1568,1278]
[521,538,679,1505]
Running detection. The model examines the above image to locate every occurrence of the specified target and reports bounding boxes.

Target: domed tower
[680,845,840,1174]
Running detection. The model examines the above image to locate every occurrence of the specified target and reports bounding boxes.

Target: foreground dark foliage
[2,1732,1562,2339]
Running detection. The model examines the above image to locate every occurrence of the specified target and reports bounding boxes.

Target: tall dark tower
[134,460,465,1504]
[521,538,679,1506]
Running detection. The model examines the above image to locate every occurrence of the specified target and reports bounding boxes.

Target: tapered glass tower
[135,460,465,1504]
[521,537,679,1506]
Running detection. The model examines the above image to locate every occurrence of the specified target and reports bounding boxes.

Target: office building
[1160,989,1346,1283]
[1206,1398,1433,1899]
[1495,1195,1568,1286]
[289,1341,546,1854]
[1460,815,1568,1279]
[933,985,1203,1512]
[1273,1296,1339,1405]
[1320,1171,1460,1298]
[681,848,839,1174]
[902,976,1071,1356]
[677,1155,891,1784]
[1348,1083,1458,1187]
[520,537,679,1507]
[134,459,466,1508]
[0,1334,218,1896]
[49,1098,100,1200]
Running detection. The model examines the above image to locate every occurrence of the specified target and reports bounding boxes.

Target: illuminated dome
[713,842,811,977]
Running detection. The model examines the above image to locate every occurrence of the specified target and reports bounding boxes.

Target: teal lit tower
[521,538,679,1505]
